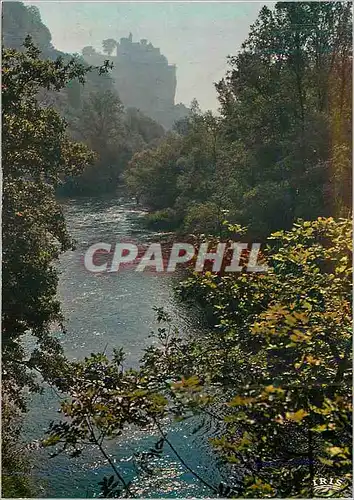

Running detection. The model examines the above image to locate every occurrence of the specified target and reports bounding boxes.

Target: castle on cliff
[82,34,189,129]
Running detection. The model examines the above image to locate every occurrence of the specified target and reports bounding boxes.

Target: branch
[85,416,133,497]
[152,417,219,494]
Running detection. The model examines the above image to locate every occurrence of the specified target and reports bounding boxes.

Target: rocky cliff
[82,34,189,129]
[2,2,189,129]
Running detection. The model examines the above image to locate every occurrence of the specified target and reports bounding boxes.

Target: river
[23,197,224,498]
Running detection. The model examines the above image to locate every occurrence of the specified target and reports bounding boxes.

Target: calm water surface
[24,198,224,498]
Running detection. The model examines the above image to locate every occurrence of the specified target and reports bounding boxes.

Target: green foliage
[60,93,165,196]
[102,39,117,56]
[48,216,352,496]
[124,133,183,210]
[2,4,352,498]
[144,217,352,497]
[144,208,181,231]
[62,89,125,193]
[1,400,37,498]
[183,202,221,235]
[82,46,98,57]
[98,475,122,498]
[216,1,352,236]
[125,2,352,238]
[125,107,233,233]
[2,38,104,405]
[2,3,165,198]
[44,350,168,454]
[43,350,168,496]
[1,29,117,497]
[124,107,165,145]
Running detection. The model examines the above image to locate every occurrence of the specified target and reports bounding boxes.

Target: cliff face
[2,2,55,55]
[83,35,189,129]
[2,2,189,129]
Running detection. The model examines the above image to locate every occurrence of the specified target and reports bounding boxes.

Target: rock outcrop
[83,34,189,129]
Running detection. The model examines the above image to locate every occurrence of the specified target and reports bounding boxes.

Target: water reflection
[23,197,221,498]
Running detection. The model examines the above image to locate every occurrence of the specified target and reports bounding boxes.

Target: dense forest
[2,1,352,498]
[125,3,352,238]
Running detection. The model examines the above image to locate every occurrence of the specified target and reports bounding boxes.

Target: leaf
[155,438,164,451]
[264,385,284,394]
[285,409,309,422]
[228,395,255,406]
[290,330,311,343]
[319,457,334,466]
[327,446,345,457]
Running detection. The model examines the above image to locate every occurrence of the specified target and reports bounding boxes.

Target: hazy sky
[25,1,269,111]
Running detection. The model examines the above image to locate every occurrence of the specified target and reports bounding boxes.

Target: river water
[23,198,224,498]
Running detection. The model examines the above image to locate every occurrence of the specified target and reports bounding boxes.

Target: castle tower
[82,34,189,128]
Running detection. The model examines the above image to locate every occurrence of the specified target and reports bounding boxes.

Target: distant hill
[2,2,57,56]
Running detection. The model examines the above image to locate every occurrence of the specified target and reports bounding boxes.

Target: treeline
[56,63,165,195]
[58,93,165,195]
[125,2,352,239]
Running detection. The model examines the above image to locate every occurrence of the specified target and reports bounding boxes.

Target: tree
[44,217,352,497]
[58,92,166,195]
[82,45,98,57]
[144,217,352,497]
[102,38,117,56]
[125,107,164,144]
[2,36,112,497]
[127,2,351,238]
[2,396,35,497]
[124,133,183,211]
[61,92,165,195]
[216,1,352,236]
[67,89,126,193]
[43,350,168,497]
[125,105,235,234]
[1,38,114,406]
